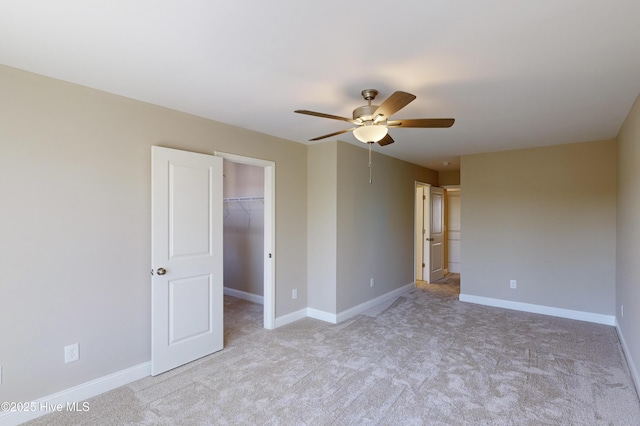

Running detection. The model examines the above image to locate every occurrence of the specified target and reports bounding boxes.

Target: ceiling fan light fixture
[353,124,388,143]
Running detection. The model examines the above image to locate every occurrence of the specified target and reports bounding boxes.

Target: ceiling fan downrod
[368,141,373,184]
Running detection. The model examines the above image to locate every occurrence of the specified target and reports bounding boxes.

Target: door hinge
[423,195,426,200]
[422,263,425,267]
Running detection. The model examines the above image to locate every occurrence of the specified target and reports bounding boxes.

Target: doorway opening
[444,187,461,275]
[216,152,275,330]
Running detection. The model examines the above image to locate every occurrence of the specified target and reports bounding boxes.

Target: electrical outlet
[292,288,297,300]
[370,278,375,288]
[510,280,517,289]
[64,343,79,364]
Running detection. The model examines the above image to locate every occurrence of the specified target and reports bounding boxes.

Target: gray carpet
[27,279,640,425]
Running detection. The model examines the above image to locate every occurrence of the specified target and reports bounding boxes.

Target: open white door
[415,184,430,281]
[151,146,224,375]
[429,186,445,282]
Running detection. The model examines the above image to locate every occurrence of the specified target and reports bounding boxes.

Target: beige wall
[616,93,640,385]
[439,169,460,186]
[307,141,438,315]
[0,65,307,402]
[460,139,617,314]
[223,161,264,198]
[307,142,338,313]
[336,142,438,312]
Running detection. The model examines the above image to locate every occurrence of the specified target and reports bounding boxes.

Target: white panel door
[429,187,445,282]
[151,146,224,375]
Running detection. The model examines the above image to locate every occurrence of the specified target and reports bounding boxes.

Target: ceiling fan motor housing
[353,105,380,122]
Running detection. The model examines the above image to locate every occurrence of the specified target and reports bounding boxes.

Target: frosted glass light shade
[353,125,388,143]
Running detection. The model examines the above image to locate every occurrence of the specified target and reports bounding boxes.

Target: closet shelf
[223,196,264,226]
[223,196,264,202]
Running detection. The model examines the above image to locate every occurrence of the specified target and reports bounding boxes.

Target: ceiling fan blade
[308,127,357,141]
[372,91,416,122]
[387,118,455,128]
[295,110,360,124]
[378,134,395,146]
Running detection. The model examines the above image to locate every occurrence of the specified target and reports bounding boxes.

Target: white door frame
[215,151,276,330]
[415,181,431,282]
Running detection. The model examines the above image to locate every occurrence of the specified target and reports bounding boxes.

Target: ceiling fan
[295,89,455,146]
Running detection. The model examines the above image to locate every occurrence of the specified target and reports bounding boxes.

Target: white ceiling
[2,1,640,171]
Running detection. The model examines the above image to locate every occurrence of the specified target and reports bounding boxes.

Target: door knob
[156,268,167,276]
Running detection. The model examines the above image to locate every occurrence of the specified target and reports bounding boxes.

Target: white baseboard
[276,283,416,328]
[616,319,640,397]
[336,282,415,323]
[224,287,264,305]
[307,308,337,324]
[0,362,150,426]
[459,294,616,326]
[275,307,336,328]
[274,308,308,328]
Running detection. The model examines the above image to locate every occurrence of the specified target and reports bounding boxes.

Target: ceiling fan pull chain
[368,142,373,184]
